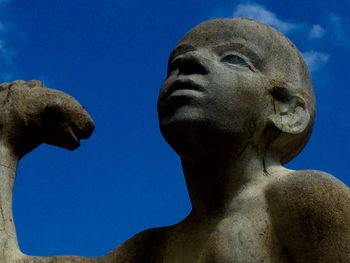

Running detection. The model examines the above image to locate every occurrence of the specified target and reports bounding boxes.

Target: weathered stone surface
[0,80,95,262]
[1,18,350,262]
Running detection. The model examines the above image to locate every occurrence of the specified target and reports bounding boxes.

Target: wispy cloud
[233,3,296,33]
[309,25,325,39]
[229,2,331,72]
[329,14,343,37]
[302,51,329,72]
[327,13,349,45]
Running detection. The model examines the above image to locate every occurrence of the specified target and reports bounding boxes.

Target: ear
[268,86,310,134]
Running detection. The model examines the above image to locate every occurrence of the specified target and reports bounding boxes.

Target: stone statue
[1,18,349,263]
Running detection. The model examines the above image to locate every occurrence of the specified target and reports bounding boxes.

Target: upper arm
[266,171,350,262]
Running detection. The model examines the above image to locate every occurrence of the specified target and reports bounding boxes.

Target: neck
[0,141,21,256]
[181,143,281,219]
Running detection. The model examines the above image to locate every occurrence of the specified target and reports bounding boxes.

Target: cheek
[205,73,270,129]
[157,77,174,117]
[211,72,267,107]
[158,78,171,102]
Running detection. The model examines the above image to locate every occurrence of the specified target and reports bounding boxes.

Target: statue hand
[0,80,95,157]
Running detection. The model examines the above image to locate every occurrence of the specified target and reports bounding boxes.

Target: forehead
[176,19,274,56]
[172,19,303,82]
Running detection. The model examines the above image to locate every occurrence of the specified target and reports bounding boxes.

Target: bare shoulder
[266,170,350,262]
[103,226,171,263]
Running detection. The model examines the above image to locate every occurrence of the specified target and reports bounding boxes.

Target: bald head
[161,18,315,163]
[177,19,312,95]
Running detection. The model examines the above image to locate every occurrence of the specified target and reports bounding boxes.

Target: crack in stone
[262,128,282,176]
[0,163,15,172]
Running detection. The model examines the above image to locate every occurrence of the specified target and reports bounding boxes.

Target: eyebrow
[212,42,263,67]
[168,42,264,69]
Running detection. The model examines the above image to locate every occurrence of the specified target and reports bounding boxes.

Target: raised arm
[0,80,98,262]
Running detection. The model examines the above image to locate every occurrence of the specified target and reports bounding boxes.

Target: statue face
[157,20,276,154]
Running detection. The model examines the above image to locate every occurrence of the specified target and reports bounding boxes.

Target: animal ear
[268,86,310,134]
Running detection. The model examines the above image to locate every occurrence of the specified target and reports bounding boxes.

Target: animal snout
[70,108,95,140]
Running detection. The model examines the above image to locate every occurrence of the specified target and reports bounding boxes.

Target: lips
[166,79,205,100]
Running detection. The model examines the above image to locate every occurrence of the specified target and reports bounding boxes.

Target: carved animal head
[0,80,94,157]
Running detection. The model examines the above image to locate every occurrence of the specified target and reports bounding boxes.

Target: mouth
[54,125,81,151]
[66,120,95,150]
[68,126,80,147]
[52,121,94,151]
[160,79,205,116]
[166,79,205,100]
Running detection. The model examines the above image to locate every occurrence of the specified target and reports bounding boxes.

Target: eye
[221,54,254,71]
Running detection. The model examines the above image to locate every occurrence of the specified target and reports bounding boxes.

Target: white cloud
[302,51,329,72]
[233,3,296,33]
[309,25,325,39]
[229,2,331,71]
[329,13,348,43]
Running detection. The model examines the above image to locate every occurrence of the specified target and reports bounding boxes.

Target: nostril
[179,59,208,75]
[168,56,208,76]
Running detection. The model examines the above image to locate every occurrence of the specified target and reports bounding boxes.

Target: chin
[160,115,251,160]
[159,115,221,158]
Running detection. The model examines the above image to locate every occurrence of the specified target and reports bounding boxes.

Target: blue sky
[0,0,349,258]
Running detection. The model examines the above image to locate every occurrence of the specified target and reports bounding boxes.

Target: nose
[72,109,95,139]
[58,99,95,140]
[168,53,209,77]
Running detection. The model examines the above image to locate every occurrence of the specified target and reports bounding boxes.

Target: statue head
[158,18,315,164]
